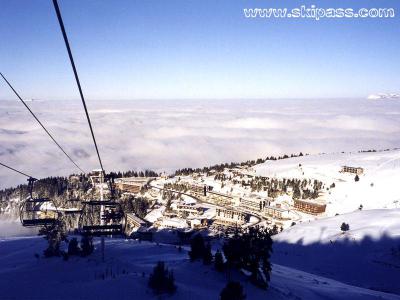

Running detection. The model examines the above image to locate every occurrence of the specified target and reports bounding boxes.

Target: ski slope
[272,209,400,295]
[254,150,400,215]
[0,235,398,300]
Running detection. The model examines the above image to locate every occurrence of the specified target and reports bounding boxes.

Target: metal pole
[100,173,105,262]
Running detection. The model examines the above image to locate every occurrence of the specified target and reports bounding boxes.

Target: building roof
[294,198,326,207]
[208,191,233,198]
[264,205,287,212]
[116,177,150,184]
[160,218,188,229]
[126,213,148,225]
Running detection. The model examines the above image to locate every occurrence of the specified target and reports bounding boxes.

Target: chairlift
[78,174,126,236]
[19,177,60,227]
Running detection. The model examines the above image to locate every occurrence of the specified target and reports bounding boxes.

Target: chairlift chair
[19,177,60,227]
[78,175,126,236]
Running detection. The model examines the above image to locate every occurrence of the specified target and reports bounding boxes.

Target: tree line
[174,152,307,176]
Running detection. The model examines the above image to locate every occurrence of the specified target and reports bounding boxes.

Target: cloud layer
[1,98,399,189]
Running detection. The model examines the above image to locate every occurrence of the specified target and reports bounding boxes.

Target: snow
[0,218,38,238]
[159,218,188,229]
[274,209,400,245]
[182,196,196,205]
[202,207,216,219]
[2,148,400,298]
[368,93,400,100]
[254,150,400,215]
[0,235,398,300]
[144,206,165,223]
[272,208,400,295]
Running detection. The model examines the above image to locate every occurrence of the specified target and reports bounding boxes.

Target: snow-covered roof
[160,218,188,229]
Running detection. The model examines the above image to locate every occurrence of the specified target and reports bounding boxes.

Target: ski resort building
[187,184,207,196]
[115,177,149,194]
[341,166,364,175]
[176,204,204,216]
[264,205,289,219]
[188,218,209,229]
[293,199,326,214]
[156,217,188,229]
[125,213,149,235]
[184,183,215,197]
[207,191,238,207]
[214,208,247,227]
[239,196,271,212]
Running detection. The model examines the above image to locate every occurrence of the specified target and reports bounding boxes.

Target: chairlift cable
[0,162,36,180]
[52,0,105,174]
[0,72,85,174]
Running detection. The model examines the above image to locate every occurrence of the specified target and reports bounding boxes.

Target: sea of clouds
[0,98,399,189]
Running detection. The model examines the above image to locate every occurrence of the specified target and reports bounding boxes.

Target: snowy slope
[0,236,398,300]
[254,150,400,215]
[0,218,38,238]
[272,209,400,295]
[274,209,400,245]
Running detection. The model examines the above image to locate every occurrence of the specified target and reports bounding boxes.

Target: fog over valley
[0,98,399,189]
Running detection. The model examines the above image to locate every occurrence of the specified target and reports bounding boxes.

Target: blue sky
[0,0,399,100]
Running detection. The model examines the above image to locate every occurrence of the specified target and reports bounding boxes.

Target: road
[149,183,264,228]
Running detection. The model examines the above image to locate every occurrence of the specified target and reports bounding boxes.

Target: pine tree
[189,234,205,261]
[340,222,350,232]
[223,227,273,289]
[80,235,94,256]
[148,261,176,294]
[220,281,246,300]
[39,220,67,257]
[203,243,213,265]
[214,250,225,272]
[68,237,80,256]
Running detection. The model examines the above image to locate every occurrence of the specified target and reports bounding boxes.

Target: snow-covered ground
[0,218,38,238]
[274,209,400,245]
[272,209,400,295]
[0,234,398,300]
[255,150,400,215]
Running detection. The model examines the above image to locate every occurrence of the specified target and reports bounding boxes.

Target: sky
[0,0,399,100]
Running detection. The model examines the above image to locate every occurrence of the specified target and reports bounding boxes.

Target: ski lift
[19,177,60,227]
[78,174,126,236]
